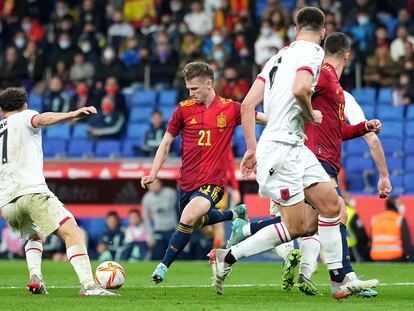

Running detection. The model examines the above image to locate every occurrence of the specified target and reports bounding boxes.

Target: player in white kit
[209,7,369,299]
[0,88,114,296]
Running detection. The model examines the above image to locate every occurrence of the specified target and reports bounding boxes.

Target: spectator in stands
[137,15,158,48]
[97,211,125,261]
[69,53,94,84]
[371,196,413,262]
[142,178,178,260]
[123,47,150,89]
[392,73,414,106]
[22,40,45,84]
[88,95,125,140]
[150,42,179,89]
[53,60,72,91]
[363,46,399,88]
[398,42,414,78]
[169,0,186,22]
[211,44,229,69]
[347,10,375,56]
[269,8,288,42]
[0,224,24,259]
[121,37,141,69]
[210,0,241,34]
[77,22,104,66]
[183,0,213,36]
[397,8,414,35]
[254,20,284,66]
[121,209,153,261]
[42,76,71,112]
[0,46,28,88]
[202,28,233,57]
[79,0,105,33]
[343,0,376,26]
[13,30,28,54]
[143,110,166,156]
[227,46,254,81]
[93,76,128,117]
[49,32,80,69]
[390,25,414,62]
[94,45,125,83]
[20,16,45,45]
[217,66,250,102]
[373,24,390,50]
[107,9,135,52]
[71,81,92,112]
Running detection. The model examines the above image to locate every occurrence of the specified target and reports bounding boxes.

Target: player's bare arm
[363,132,392,198]
[292,70,322,125]
[140,132,175,188]
[31,106,97,128]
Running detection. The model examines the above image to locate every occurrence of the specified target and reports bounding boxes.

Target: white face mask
[261,27,272,37]
[59,40,71,49]
[15,38,26,48]
[80,41,92,53]
[211,35,223,45]
[357,15,369,26]
[103,49,115,61]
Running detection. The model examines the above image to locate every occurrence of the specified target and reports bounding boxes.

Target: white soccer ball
[95,261,126,289]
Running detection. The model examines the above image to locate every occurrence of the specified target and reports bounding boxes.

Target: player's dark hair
[0,87,27,112]
[107,211,120,219]
[296,7,325,32]
[182,62,214,82]
[324,32,350,56]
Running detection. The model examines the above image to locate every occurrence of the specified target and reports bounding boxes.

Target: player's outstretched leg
[281,248,301,292]
[25,239,48,295]
[208,249,232,295]
[297,235,320,295]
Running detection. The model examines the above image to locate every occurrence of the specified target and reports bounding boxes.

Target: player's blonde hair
[182,62,214,82]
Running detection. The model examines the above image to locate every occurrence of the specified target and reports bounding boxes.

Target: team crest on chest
[217,113,227,131]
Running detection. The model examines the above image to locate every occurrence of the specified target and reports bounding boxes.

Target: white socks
[299,234,320,279]
[66,245,94,287]
[25,240,43,278]
[242,224,252,237]
[318,215,343,270]
[275,240,294,261]
[231,222,291,260]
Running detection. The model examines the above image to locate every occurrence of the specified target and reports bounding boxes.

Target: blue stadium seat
[122,90,134,107]
[387,157,403,173]
[122,140,145,157]
[376,106,404,121]
[404,138,414,154]
[344,156,373,173]
[43,139,66,158]
[380,138,403,156]
[95,140,121,158]
[404,173,414,193]
[131,90,157,107]
[359,105,375,120]
[351,88,376,106]
[72,124,89,139]
[79,218,106,243]
[126,123,150,141]
[405,121,414,137]
[45,123,71,140]
[28,92,43,111]
[345,137,369,156]
[381,121,404,138]
[129,106,153,122]
[406,105,414,120]
[233,138,247,157]
[404,156,414,172]
[159,89,178,107]
[159,106,176,121]
[345,173,366,192]
[377,88,393,105]
[67,140,94,157]
[171,134,182,156]
[390,175,404,195]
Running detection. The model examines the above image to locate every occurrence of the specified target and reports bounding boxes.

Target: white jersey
[258,40,324,144]
[0,109,51,208]
[344,91,366,125]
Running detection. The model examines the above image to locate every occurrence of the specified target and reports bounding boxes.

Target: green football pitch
[0,261,412,311]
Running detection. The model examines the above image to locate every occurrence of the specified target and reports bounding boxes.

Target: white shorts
[256,140,330,206]
[1,193,73,241]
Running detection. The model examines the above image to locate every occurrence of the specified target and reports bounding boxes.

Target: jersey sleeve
[166,107,184,137]
[296,45,324,77]
[22,109,41,132]
[233,101,241,125]
[256,56,277,83]
[344,91,367,125]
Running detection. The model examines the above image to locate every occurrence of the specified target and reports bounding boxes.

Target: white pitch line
[1,282,414,290]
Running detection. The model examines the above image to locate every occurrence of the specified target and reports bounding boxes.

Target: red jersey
[305,63,368,172]
[167,95,241,191]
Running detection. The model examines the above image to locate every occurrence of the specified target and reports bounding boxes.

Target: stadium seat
[380,138,403,156]
[345,137,369,156]
[171,134,182,156]
[45,123,71,140]
[122,89,134,107]
[404,156,414,172]
[381,121,403,138]
[233,136,247,157]
[159,106,176,121]
[405,121,414,137]
[80,218,106,243]
[390,175,404,195]
[129,106,153,123]
[344,156,373,173]
[159,89,178,107]
[122,140,144,157]
[350,88,376,106]
[126,123,150,142]
[387,157,403,173]
[345,173,366,192]
[67,140,94,157]
[377,88,393,105]
[404,138,414,154]
[406,105,414,120]
[95,140,121,158]
[43,139,66,158]
[72,123,89,139]
[28,92,43,111]
[131,90,157,107]
[376,106,404,121]
[359,105,375,120]
[404,173,414,193]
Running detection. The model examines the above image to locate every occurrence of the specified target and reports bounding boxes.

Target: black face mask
[226,77,237,84]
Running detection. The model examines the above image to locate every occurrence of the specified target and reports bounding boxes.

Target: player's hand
[140,174,156,189]
[310,110,323,125]
[241,149,257,178]
[71,106,97,119]
[378,176,392,199]
[366,119,382,134]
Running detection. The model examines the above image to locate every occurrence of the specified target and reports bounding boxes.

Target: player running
[141,62,266,284]
[0,88,115,296]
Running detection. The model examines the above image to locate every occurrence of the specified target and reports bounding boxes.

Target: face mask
[357,15,369,26]
[106,86,118,95]
[77,87,88,96]
[22,23,31,32]
[287,28,295,40]
[59,40,71,49]
[80,41,92,53]
[261,27,272,37]
[211,35,223,45]
[102,103,114,114]
[159,50,169,60]
[213,51,224,61]
[56,8,68,17]
[14,38,26,48]
[213,71,221,80]
[103,49,115,61]
[227,77,237,84]
[170,1,182,12]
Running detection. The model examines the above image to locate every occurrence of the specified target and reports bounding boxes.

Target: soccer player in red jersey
[140,62,266,283]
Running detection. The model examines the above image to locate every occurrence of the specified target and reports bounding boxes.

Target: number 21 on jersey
[198,130,212,146]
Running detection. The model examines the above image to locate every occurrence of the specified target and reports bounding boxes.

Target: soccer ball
[95,261,126,289]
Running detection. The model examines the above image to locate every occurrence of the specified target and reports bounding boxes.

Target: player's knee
[285,221,307,238]
[318,192,340,218]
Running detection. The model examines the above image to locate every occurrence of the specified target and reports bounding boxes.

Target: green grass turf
[0,260,412,311]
